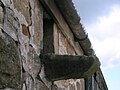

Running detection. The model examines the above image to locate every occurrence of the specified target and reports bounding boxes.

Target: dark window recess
[42,18,54,54]
[85,76,93,90]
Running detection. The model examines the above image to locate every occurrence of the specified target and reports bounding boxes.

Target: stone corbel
[40,53,100,81]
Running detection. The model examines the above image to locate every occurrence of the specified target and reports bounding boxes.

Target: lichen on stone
[0,33,21,89]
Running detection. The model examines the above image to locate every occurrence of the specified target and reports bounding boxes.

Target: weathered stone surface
[40,53,100,81]
[51,84,58,90]
[54,80,72,90]
[27,46,41,78]
[76,82,81,90]
[3,7,19,41]
[13,0,31,25]
[0,88,15,90]
[39,65,52,88]
[35,79,49,90]
[22,72,48,90]
[59,31,68,55]
[0,1,4,28]
[29,0,43,55]
[53,22,84,90]
[24,75,34,90]
[22,45,41,82]
[69,84,75,90]
[0,0,107,90]
[0,34,21,89]
[53,23,59,54]
[53,79,84,90]
[58,28,83,55]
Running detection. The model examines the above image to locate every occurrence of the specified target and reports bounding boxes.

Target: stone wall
[51,23,85,90]
[0,0,45,89]
[0,0,85,90]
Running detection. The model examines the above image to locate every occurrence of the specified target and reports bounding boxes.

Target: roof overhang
[40,0,108,89]
[40,0,93,55]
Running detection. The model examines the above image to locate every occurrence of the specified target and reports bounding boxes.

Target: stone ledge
[40,53,100,81]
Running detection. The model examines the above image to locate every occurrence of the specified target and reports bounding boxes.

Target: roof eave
[54,0,94,56]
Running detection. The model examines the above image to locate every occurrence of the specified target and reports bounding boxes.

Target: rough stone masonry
[0,0,46,89]
[0,0,101,90]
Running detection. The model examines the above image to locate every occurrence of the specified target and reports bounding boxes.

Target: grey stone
[35,79,49,90]
[3,7,19,41]
[26,46,41,78]
[0,1,4,28]
[69,84,75,90]
[0,6,4,24]
[40,53,100,81]
[0,33,21,89]
[29,0,43,55]
[13,0,31,25]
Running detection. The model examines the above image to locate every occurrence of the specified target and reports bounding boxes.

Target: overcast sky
[73,0,120,26]
[73,0,120,90]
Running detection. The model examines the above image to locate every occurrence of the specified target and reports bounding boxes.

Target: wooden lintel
[40,53,100,81]
[40,0,83,55]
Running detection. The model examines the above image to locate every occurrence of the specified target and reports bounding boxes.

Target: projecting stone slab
[40,53,100,81]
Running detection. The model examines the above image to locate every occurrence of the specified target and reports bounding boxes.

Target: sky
[73,0,120,90]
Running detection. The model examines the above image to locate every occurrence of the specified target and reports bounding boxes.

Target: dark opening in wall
[85,76,93,90]
[42,18,54,54]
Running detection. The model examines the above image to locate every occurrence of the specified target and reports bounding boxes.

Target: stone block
[0,34,21,89]
[40,53,100,81]
[3,7,19,41]
[13,0,31,25]
[0,1,4,27]
[27,46,41,78]
[29,0,43,55]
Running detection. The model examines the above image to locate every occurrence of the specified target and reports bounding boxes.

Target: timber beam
[40,0,84,55]
[40,53,100,81]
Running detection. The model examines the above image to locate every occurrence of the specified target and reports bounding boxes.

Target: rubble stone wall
[52,23,85,90]
[0,0,85,90]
